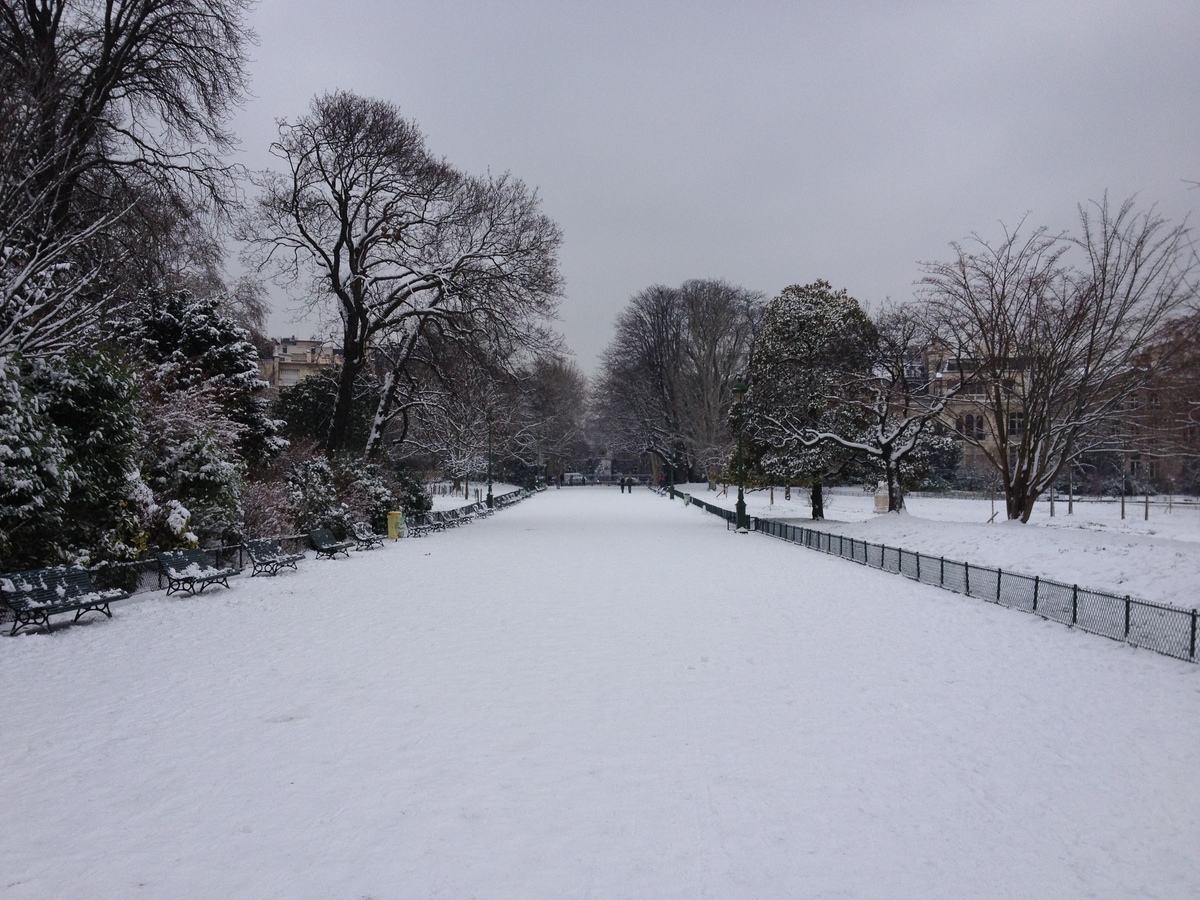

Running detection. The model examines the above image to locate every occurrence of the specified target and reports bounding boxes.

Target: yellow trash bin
[387,510,403,540]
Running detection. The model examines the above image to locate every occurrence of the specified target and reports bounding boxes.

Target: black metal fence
[86,533,312,596]
[656,486,1199,664]
[679,492,738,524]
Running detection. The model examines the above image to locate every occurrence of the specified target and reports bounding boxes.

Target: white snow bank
[678,483,1200,609]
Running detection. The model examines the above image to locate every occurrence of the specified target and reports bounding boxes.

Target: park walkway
[2,488,1197,899]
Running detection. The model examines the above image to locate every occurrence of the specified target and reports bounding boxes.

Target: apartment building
[257,337,340,388]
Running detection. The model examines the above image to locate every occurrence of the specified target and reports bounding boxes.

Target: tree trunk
[886,459,905,512]
[364,370,398,461]
[326,353,363,455]
[810,481,824,519]
[1005,475,1035,522]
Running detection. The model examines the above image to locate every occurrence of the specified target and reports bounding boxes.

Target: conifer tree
[741,281,875,518]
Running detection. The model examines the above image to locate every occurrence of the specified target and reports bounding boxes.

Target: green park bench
[157,549,241,596]
[309,528,353,559]
[244,539,305,576]
[351,522,386,550]
[0,565,129,635]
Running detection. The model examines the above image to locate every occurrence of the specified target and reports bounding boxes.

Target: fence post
[1072,585,1078,625]
[915,552,921,581]
[940,556,944,586]
[1032,576,1039,612]
[964,562,970,595]
[839,534,844,556]
[1124,596,1131,639]
[1191,608,1197,660]
[996,569,1002,602]
[880,544,886,570]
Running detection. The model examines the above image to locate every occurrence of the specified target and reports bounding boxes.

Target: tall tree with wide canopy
[593,279,761,482]
[243,91,563,458]
[920,196,1196,521]
[0,0,253,236]
[0,0,254,358]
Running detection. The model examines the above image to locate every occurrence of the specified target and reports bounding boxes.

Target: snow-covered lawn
[680,483,1200,610]
[3,488,1198,898]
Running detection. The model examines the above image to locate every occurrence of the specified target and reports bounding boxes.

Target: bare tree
[920,197,1196,520]
[593,279,761,482]
[391,345,506,493]
[1,90,142,356]
[0,0,253,356]
[243,91,563,458]
[0,0,254,237]
[592,285,683,475]
[0,166,120,357]
[502,354,589,479]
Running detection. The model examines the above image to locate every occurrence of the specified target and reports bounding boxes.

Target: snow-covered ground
[428,482,511,512]
[3,488,1198,898]
[677,483,1200,610]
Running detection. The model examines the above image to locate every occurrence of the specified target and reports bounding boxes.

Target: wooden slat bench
[0,566,129,635]
[157,549,241,596]
[244,539,305,576]
[309,528,353,559]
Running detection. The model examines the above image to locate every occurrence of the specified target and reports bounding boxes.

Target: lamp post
[733,377,748,531]
[668,441,676,500]
[486,425,494,509]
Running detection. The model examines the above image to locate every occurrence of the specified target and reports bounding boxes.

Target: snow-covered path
[3,488,1198,899]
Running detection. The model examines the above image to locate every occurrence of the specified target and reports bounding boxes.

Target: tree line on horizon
[592,199,1199,522]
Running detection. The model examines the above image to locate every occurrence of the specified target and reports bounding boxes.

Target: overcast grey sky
[232,0,1200,374]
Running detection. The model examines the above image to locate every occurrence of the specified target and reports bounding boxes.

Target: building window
[962,414,985,439]
[1008,412,1025,437]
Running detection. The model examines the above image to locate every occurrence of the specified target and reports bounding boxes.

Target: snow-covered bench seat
[309,528,352,560]
[351,522,385,551]
[0,565,128,635]
[244,539,305,576]
[157,550,240,596]
[406,513,433,537]
[442,506,476,528]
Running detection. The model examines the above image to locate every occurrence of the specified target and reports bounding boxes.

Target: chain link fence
[656,486,1198,664]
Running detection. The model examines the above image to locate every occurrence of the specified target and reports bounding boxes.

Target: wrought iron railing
[656,486,1198,664]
